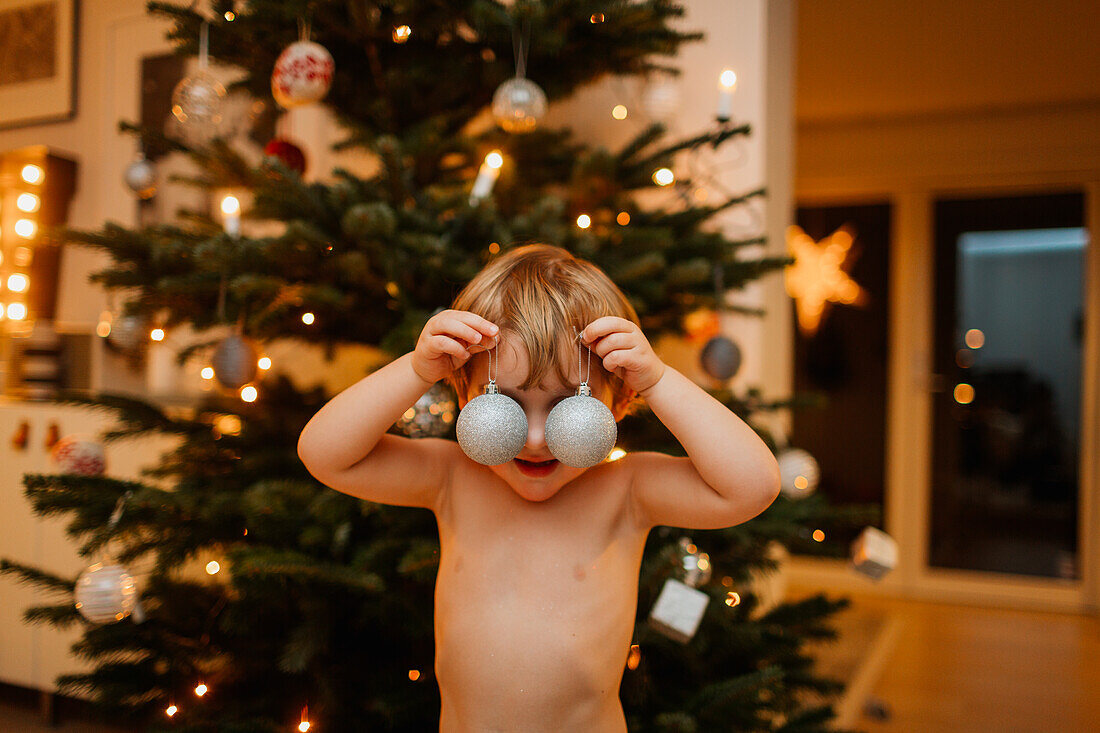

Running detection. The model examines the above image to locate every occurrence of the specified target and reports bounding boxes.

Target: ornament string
[198,20,209,69]
[510,17,531,79]
[297,16,311,42]
[573,326,592,387]
[486,342,497,385]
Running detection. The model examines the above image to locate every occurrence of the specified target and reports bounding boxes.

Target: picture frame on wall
[0,0,77,129]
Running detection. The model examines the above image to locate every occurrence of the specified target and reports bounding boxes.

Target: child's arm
[582,317,781,530]
[297,310,498,512]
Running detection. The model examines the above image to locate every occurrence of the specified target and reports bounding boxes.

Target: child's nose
[525,417,548,452]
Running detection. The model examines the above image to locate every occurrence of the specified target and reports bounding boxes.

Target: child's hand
[412,309,499,384]
[580,316,666,395]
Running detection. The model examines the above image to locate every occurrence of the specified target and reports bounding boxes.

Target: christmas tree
[1,1,877,730]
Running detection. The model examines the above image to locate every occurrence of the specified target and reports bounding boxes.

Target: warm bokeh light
[964,328,985,349]
[685,543,697,555]
[241,385,259,402]
[721,576,733,587]
[955,348,974,368]
[485,150,504,169]
[7,273,29,293]
[17,193,40,212]
[812,529,825,542]
[301,312,315,325]
[201,367,215,379]
[393,24,412,43]
[576,214,592,229]
[14,219,36,238]
[96,320,112,338]
[299,723,310,733]
[150,328,165,341]
[590,13,605,23]
[785,225,870,336]
[21,164,44,184]
[954,383,975,405]
[794,475,808,491]
[626,644,641,670]
[611,104,628,120]
[224,10,235,21]
[13,246,33,267]
[194,683,207,697]
[652,167,674,186]
[220,195,240,215]
[616,211,630,226]
[408,669,421,681]
[719,68,738,90]
[166,703,178,717]
[258,356,271,370]
[214,414,242,436]
[488,241,500,254]
[206,561,220,575]
[7,303,26,320]
[607,447,627,461]
[725,591,741,607]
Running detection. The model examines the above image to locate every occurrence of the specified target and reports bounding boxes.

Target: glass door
[930,192,1086,579]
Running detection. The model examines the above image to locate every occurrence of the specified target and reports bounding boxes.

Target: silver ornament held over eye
[455,344,528,465]
[544,328,617,467]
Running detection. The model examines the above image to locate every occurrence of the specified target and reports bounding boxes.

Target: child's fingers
[587,331,635,358]
[448,310,499,339]
[581,316,632,343]
[430,334,471,361]
[435,316,484,346]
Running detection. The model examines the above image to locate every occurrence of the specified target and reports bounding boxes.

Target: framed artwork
[0,0,77,129]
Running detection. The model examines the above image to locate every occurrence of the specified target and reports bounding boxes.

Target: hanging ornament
[340,202,397,239]
[212,333,259,390]
[271,20,334,109]
[263,138,307,174]
[456,346,528,465]
[648,576,710,644]
[397,382,458,438]
[51,435,107,476]
[675,537,712,588]
[544,334,617,467]
[74,562,138,624]
[642,78,680,123]
[492,19,545,133]
[700,335,742,380]
[123,155,157,199]
[777,447,820,499]
[171,22,227,143]
[106,314,147,353]
[850,526,897,581]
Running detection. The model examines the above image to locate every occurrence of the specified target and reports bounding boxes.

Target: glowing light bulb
[7,303,26,320]
[150,328,165,341]
[607,448,627,461]
[220,195,240,215]
[485,151,504,169]
[224,10,235,21]
[719,69,738,90]
[166,703,178,717]
[21,164,44,184]
[812,529,825,542]
[590,13,605,23]
[17,193,40,212]
[725,591,741,607]
[652,168,674,186]
[299,723,310,732]
[576,214,592,229]
[7,273,29,293]
[201,366,215,379]
[393,24,412,43]
[717,69,737,120]
[206,561,220,575]
[194,683,207,697]
[258,356,271,370]
[611,105,628,120]
[965,328,985,349]
[616,211,630,226]
[408,669,421,681]
[301,312,315,325]
[240,385,258,402]
[14,219,36,238]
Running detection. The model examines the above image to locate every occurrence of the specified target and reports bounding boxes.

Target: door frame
[784,176,1100,615]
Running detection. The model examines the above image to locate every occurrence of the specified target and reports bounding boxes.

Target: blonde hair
[445,243,643,416]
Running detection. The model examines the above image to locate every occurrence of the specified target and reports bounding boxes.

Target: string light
[626,644,641,670]
[96,311,112,338]
[165,700,178,717]
[224,10,235,21]
[607,448,626,461]
[150,328,165,341]
[576,214,591,229]
[301,312,315,325]
[7,303,26,320]
[725,591,741,607]
[14,219,36,238]
[812,529,825,542]
[194,682,208,697]
[590,13,605,23]
[201,366,215,379]
[616,211,630,226]
[611,105,627,120]
[205,561,220,575]
[16,193,40,212]
[241,385,258,402]
[258,357,271,370]
[408,669,421,681]
[652,168,674,186]
[7,274,29,293]
[488,242,500,254]
[964,328,985,348]
[21,164,43,184]
[299,705,311,731]
[392,25,412,43]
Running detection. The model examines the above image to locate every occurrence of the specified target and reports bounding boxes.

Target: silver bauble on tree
[456,382,528,465]
[171,70,226,139]
[492,77,547,133]
[545,383,617,468]
[74,562,138,624]
[700,335,742,380]
[123,155,157,199]
[398,383,458,438]
[212,334,259,389]
[106,314,146,353]
[777,447,820,499]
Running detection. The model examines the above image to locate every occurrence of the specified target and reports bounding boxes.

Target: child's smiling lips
[514,457,559,477]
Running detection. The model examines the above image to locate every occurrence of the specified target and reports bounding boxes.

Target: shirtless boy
[297,244,781,731]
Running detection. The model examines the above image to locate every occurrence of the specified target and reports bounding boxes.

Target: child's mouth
[514,458,559,477]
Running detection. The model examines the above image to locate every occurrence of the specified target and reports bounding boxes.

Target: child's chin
[509,480,562,503]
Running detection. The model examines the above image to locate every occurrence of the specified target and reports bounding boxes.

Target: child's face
[457,331,622,502]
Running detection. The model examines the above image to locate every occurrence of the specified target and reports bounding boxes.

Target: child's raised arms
[297,310,498,513]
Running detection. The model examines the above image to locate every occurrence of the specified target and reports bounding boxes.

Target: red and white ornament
[271,40,334,108]
[51,436,107,476]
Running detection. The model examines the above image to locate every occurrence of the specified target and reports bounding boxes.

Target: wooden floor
[788,585,1100,732]
[3,590,1098,731]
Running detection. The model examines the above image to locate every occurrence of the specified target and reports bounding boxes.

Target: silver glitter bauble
[492,76,547,133]
[544,383,617,468]
[397,382,457,438]
[212,334,259,390]
[676,537,712,588]
[171,70,227,141]
[700,335,742,380]
[123,156,157,199]
[777,447,819,499]
[74,562,137,624]
[106,315,146,353]
[456,383,528,465]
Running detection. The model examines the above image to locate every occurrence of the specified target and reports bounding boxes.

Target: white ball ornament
[123,156,157,199]
[777,447,820,499]
[212,334,260,390]
[74,562,138,624]
[271,40,335,109]
[172,70,227,131]
[492,77,547,133]
[456,382,528,465]
[51,435,107,476]
[545,382,617,468]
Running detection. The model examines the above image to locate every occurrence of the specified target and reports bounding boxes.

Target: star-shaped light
[784,224,869,336]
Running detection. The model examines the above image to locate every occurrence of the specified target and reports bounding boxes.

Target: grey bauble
[456,383,528,465]
[123,156,157,199]
[212,334,259,389]
[492,77,547,133]
[74,562,137,624]
[700,335,742,380]
[544,384,617,468]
